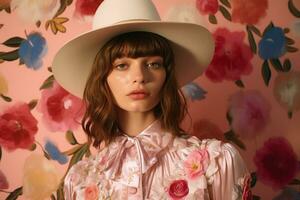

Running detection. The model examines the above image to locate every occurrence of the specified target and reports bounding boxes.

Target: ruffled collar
[98,120,174,187]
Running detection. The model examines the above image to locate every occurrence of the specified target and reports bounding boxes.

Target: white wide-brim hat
[52,0,215,98]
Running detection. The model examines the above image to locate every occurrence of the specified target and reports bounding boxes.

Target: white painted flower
[274,71,300,112]
[163,3,208,27]
[10,0,60,23]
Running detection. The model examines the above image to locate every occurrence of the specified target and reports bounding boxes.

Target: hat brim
[52,21,215,98]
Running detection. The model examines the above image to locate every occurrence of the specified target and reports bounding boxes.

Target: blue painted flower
[45,140,68,164]
[272,187,300,200]
[182,82,207,101]
[18,32,48,70]
[258,27,286,60]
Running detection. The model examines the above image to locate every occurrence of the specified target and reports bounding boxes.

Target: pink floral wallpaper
[0,0,300,199]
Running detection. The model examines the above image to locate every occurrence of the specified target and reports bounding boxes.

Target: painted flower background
[0,0,300,199]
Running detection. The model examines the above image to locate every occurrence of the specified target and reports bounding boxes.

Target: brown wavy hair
[82,31,188,148]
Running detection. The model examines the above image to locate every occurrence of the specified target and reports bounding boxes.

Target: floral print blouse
[64,120,251,200]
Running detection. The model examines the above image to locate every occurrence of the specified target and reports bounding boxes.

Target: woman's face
[107,56,166,113]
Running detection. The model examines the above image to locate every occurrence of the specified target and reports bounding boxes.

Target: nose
[131,65,147,84]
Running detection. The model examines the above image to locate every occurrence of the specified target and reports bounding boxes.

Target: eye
[114,63,128,70]
[146,62,163,69]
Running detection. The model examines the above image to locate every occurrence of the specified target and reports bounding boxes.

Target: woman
[52,0,251,199]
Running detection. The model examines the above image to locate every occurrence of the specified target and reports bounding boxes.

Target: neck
[116,109,157,137]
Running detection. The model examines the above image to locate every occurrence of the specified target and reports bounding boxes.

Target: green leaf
[5,187,22,200]
[56,183,65,200]
[28,143,37,151]
[286,46,298,52]
[0,24,3,29]
[288,0,300,17]
[284,28,290,33]
[263,22,274,36]
[283,59,292,72]
[219,0,231,8]
[67,143,89,171]
[40,75,55,90]
[0,49,19,61]
[289,178,300,185]
[285,36,295,45]
[288,110,293,119]
[219,5,231,21]
[253,195,261,200]
[48,67,53,72]
[1,94,12,102]
[36,20,41,28]
[51,194,56,200]
[235,79,245,88]
[0,146,2,161]
[224,130,246,150]
[247,25,262,37]
[250,172,257,187]
[2,37,24,47]
[226,111,233,125]
[270,58,283,72]
[55,0,73,17]
[208,14,217,24]
[262,60,271,86]
[66,130,78,145]
[28,99,38,110]
[246,26,257,54]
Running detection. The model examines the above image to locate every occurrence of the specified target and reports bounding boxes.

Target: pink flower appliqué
[196,0,219,15]
[229,90,271,138]
[0,103,38,151]
[184,149,209,179]
[84,184,99,200]
[254,137,298,190]
[205,28,253,82]
[167,179,189,200]
[231,0,268,25]
[38,81,85,132]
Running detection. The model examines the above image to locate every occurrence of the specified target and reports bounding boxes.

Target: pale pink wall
[1,0,300,199]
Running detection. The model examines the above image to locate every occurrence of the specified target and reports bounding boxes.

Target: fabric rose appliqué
[184,149,209,179]
[84,184,99,200]
[167,179,189,200]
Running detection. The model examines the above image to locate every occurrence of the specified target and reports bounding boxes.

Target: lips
[127,90,149,100]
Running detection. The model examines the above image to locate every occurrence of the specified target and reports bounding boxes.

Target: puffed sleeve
[209,142,250,200]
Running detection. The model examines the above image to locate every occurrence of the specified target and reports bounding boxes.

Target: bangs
[108,31,173,66]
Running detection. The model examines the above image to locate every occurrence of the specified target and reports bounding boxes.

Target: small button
[128,187,137,194]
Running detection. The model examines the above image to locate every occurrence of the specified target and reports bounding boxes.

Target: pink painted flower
[0,103,38,151]
[0,169,9,189]
[231,0,268,25]
[254,137,299,190]
[242,175,252,200]
[168,179,189,200]
[196,0,219,15]
[229,90,271,138]
[273,71,300,112]
[74,0,103,18]
[38,81,85,132]
[184,149,209,179]
[205,28,253,82]
[192,119,224,141]
[84,184,99,200]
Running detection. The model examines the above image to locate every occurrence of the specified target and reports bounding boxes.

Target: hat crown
[92,0,161,29]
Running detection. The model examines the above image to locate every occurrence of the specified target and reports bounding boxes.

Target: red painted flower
[196,0,219,15]
[0,103,38,151]
[38,81,85,132]
[74,0,104,18]
[192,119,224,140]
[254,137,299,190]
[242,175,253,200]
[205,28,253,82]
[231,0,268,25]
[168,179,189,199]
